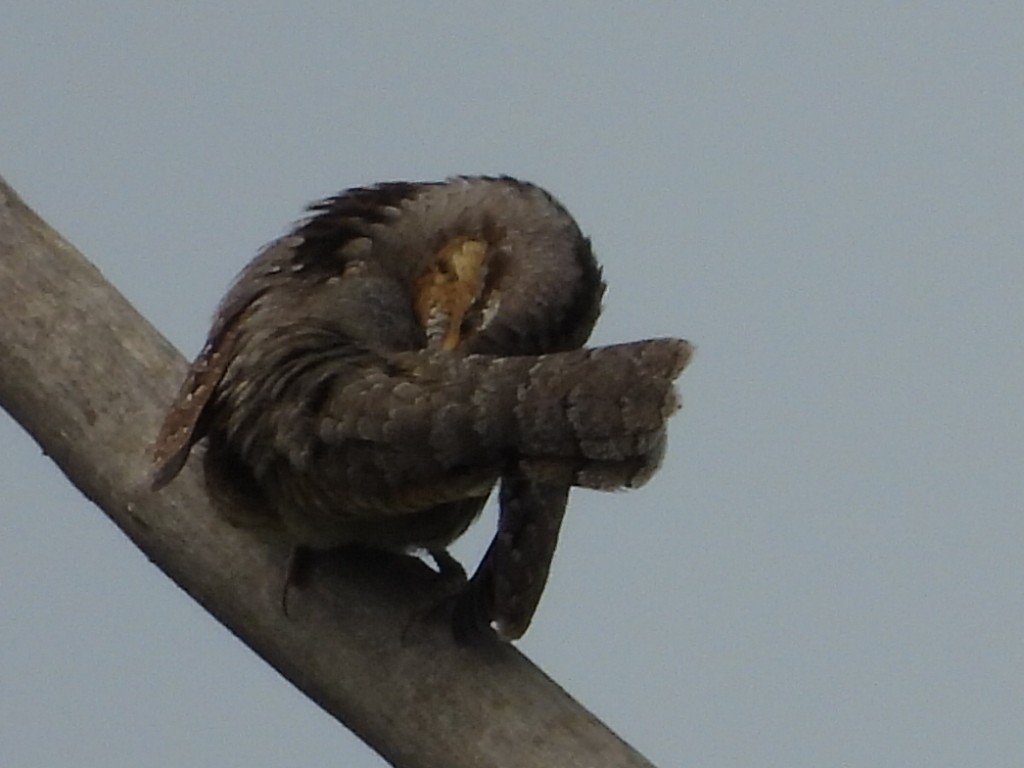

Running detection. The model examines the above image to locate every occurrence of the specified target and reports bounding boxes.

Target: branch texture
[0,176,657,768]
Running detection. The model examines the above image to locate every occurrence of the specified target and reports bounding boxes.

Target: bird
[151,175,693,642]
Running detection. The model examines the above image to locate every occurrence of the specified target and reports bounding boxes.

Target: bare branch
[0,176,656,768]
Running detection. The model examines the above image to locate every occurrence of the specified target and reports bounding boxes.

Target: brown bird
[152,176,693,641]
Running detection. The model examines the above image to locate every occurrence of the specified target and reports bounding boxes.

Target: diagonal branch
[0,175,656,768]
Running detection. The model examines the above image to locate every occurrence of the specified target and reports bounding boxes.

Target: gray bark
[0,175,657,768]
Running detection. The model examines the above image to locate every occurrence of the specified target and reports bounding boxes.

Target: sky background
[2,3,1022,767]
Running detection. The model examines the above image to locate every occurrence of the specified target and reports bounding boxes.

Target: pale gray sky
[2,3,1022,767]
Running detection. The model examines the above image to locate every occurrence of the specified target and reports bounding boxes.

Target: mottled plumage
[153,176,692,640]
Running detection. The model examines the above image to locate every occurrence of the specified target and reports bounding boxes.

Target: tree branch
[0,175,657,768]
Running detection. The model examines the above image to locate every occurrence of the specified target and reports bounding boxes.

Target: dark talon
[429,548,468,584]
[281,545,314,616]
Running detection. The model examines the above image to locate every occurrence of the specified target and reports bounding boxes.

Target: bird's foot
[401,549,497,646]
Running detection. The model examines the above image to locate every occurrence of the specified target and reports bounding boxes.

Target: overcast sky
[2,3,1022,767]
